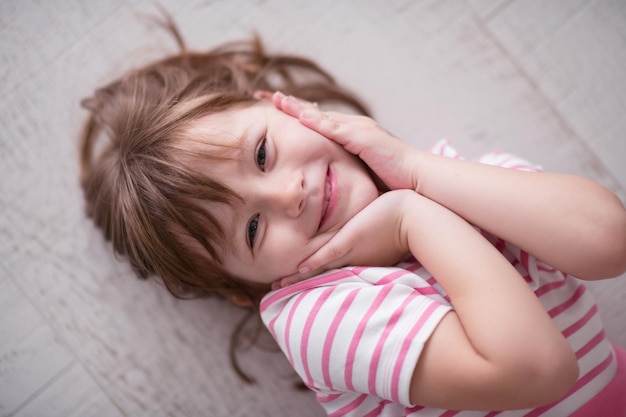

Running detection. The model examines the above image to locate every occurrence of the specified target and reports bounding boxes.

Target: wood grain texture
[0,280,74,416]
[13,363,124,417]
[1,0,625,416]
[486,0,626,191]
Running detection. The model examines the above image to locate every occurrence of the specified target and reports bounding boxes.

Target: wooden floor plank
[2,1,625,416]
[487,0,626,191]
[0,280,74,416]
[466,0,512,19]
[13,363,125,417]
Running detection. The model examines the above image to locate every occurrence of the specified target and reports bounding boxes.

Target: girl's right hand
[272,190,417,289]
[271,92,421,191]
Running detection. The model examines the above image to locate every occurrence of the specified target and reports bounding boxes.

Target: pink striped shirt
[259,141,622,416]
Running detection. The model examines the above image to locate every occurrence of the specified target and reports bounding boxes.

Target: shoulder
[259,264,452,403]
[260,262,448,322]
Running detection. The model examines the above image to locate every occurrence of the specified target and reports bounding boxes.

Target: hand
[271,190,417,289]
[271,92,421,191]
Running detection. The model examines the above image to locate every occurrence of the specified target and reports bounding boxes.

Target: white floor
[1,1,625,416]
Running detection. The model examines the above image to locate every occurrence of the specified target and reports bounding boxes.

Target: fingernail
[300,111,313,120]
[299,265,310,274]
[274,91,285,100]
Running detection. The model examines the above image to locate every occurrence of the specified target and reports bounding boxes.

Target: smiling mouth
[319,166,335,230]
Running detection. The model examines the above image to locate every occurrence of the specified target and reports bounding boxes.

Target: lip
[319,166,337,231]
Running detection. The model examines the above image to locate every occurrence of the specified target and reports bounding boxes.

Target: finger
[253,90,273,101]
[271,92,322,118]
[298,236,352,275]
[299,110,353,148]
[272,93,364,152]
[271,277,288,290]
[270,268,319,290]
[272,91,303,114]
[271,91,287,110]
[273,275,301,290]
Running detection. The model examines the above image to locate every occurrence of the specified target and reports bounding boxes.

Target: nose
[267,170,306,218]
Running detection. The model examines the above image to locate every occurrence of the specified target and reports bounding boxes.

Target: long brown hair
[79,15,369,309]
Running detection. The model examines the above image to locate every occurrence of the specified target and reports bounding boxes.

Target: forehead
[184,115,242,159]
[184,103,265,154]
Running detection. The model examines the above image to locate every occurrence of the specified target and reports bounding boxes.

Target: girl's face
[191,102,379,285]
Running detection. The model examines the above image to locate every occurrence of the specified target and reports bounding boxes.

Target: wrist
[409,148,431,194]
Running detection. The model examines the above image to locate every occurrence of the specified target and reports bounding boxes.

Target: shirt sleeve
[260,266,452,407]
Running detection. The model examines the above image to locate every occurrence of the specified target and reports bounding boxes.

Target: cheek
[262,236,307,277]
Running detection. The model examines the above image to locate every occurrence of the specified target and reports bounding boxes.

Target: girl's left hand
[271,190,417,290]
[270,91,421,192]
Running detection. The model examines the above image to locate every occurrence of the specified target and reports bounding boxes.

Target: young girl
[80,18,626,417]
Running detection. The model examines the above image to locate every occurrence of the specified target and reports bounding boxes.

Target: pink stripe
[535,280,566,297]
[377,269,410,285]
[548,285,586,318]
[316,392,342,403]
[417,286,440,296]
[266,286,316,338]
[523,350,614,417]
[537,263,558,273]
[575,329,605,360]
[405,405,424,414]
[493,155,537,171]
[328,394,368,417]
[301,287,337,387]
[352,266,367,275]
[520,250,530,273]
[439,410,460,417]
[322,288,360,389]
[260,269,354,313]
[405,262,421,273]
[495,155,518,166]
[570,344,626,417]
[283,292,308,367]
[562,304,598,338]
[368,292,419,396]
[430,140,450,155]
[344,285,394,391]
[362,401,390,417]
[508,164,540,171]
[391,302,440,402]
[376,267,438,295]
[267,307,282,340]
[403,254,418,263]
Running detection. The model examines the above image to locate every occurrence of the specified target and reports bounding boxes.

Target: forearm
[405,195,578,408]
[270,94,626,279]
[414,150,626,279]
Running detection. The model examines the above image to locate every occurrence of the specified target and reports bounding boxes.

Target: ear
[252,90,274,101]
[228,294,252,307]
